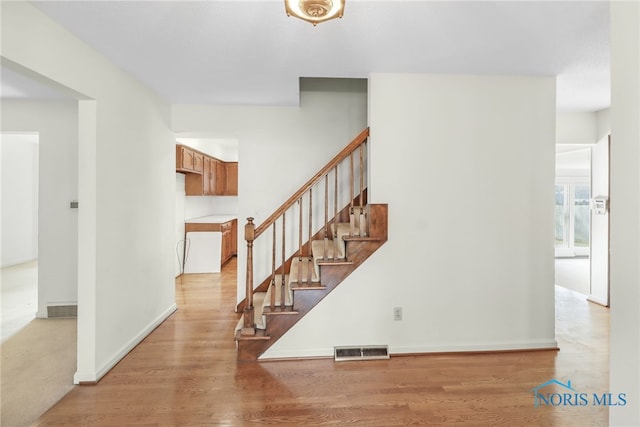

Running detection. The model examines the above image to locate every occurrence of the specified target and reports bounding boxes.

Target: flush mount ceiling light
[285,0,346,26]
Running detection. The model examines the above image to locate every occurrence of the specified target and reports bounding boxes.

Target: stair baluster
[298,197,303,285]
[333,165,338,258]
[307,188,313,283]
[270,223,276,308]
[324,174,329,260]
[281,213,286,307]
[349,151,355,237]
[359,142,366,237]
[241,218,256,336]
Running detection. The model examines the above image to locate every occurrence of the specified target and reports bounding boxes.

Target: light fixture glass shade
[285,0,345,25]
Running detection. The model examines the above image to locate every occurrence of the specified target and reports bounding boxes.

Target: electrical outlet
[393,307,402,321]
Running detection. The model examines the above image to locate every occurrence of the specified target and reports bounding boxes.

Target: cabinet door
[193,153,204,173]
[224,230,232,263]
[202,157,211,195]
[185,172,204,195]
[215,161,226,195]
[208,161,216,195]
[225,162,238,195]
[231,219,238,255]
[221,221,233,264]
[176,146,195,171]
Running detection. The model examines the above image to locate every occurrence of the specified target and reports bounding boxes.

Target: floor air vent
[334,345,389,361]
[47,305,77,318]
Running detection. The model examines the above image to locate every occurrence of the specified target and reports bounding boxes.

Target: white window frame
[555,177,590,258]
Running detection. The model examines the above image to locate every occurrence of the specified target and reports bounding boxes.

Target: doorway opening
[555,145,591,296]
[1,132,39,340]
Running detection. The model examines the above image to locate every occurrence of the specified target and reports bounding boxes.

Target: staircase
[234,128,388,361]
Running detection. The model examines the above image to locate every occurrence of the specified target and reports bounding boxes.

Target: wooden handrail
[243,127,369,327]
[254,128,369,238]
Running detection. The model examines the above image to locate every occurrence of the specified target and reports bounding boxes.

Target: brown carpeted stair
[235,205,388,361]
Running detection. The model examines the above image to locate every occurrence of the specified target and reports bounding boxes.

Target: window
[555,182,590,257]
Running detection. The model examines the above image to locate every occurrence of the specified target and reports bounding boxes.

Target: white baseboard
[260,347,333,360]
[74,303,177,384]
[73,371,96,384]
[389,339,559,354]
[259,339,559,360]
[1,257,37,268]
[587,294,609,307]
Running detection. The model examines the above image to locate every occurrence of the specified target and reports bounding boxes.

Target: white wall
[2,3,176,383]
[1,102,79,317]
[172,78,368,304]
[609,2,640,425]
[184,196,238,220]
[589,109,610,306]
[0,133,39,267]
[261,74,557,359]
[555,147,591,180]
[556,111,597,144]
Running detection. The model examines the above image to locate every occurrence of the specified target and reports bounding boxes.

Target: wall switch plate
[393,307,402,321]
[70,200,79,209]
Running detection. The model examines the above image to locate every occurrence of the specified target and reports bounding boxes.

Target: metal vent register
[334,345,389,361]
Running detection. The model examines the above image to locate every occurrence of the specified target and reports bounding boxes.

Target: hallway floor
[555,257,590,295]
[28,259,609,426]
[1,261,76,427]
[1,261,39,342]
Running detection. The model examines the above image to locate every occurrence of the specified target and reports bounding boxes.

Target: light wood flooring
[34,259,609,426]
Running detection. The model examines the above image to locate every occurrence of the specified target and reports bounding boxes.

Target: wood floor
[34,259,609,426]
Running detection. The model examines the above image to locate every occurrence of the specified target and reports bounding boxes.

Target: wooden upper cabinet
[202,157,212,195]
[192,153,204,173]
[176,144,238,196]
[214,160,226,195]
[225,162,238,196]
[176,146,202,174]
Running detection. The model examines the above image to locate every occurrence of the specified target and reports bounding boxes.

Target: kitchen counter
[185,215,237,232]
[183,215,238,273]
[185,214,237,224]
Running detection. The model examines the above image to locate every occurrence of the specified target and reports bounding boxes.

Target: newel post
[241,217,256,336]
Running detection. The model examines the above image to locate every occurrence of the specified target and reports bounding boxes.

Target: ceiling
[3,1,610,112]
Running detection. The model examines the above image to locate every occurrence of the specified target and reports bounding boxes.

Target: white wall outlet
[393,307,402,321]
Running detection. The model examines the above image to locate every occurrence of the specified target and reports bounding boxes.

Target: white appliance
[184,231,222,273]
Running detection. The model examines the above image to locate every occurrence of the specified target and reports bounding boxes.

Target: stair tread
[289,257,320,283]
[263,274,293,307]
[291,283,327,290]
[311,239,351,261]
[316,259,353,265]
[262,305,299,315]
[235,328,270,341]
[311,239,336,258]
[331,220,371,254]
[343,236,383,242]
